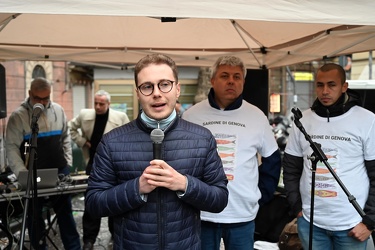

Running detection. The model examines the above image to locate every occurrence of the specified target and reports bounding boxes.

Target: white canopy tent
[0,0,375,69]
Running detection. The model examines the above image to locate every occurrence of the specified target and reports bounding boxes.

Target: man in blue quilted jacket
[85,53,229,249]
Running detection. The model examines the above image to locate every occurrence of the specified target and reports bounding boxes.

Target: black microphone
[31,103,44,125]
[291,107,304,129]
[150,128,164,159]
[291,108,302,120]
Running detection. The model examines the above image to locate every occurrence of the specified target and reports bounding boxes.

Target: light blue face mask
[140,109,177,130]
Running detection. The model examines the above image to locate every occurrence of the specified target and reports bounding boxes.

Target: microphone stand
[291,108,365,250]
[19,119,40,249]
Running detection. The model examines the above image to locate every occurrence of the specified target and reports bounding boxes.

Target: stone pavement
[71,193,113,250]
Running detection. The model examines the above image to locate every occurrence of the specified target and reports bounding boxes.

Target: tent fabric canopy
[0,0,375,69]
[1,0,374,25]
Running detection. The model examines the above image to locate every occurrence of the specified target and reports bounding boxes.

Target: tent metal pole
[231,20,262,68]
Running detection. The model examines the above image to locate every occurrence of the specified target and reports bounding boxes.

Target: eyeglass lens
[32,95,50,102]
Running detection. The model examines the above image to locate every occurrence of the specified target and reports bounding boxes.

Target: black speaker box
[357,89,375,114]
[242,69,269,116]
[0,64,6,119]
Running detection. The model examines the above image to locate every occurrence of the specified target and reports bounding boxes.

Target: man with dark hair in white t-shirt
[283,63,375,250]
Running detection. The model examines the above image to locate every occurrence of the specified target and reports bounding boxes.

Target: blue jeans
[201,220,255,250]
[297,216,368,250]
[27,167,81,250]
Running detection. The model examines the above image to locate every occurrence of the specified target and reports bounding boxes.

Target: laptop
[17,168,59,190]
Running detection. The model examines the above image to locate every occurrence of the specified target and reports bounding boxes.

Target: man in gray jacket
[6,77,80,250]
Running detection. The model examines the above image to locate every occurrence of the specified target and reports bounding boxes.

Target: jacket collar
[136,112,179,134]
[310,88,361,122]
[207,88,243,110]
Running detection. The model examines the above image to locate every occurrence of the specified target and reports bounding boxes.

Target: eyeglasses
[137,80,175,96]
[31,94,50,102]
